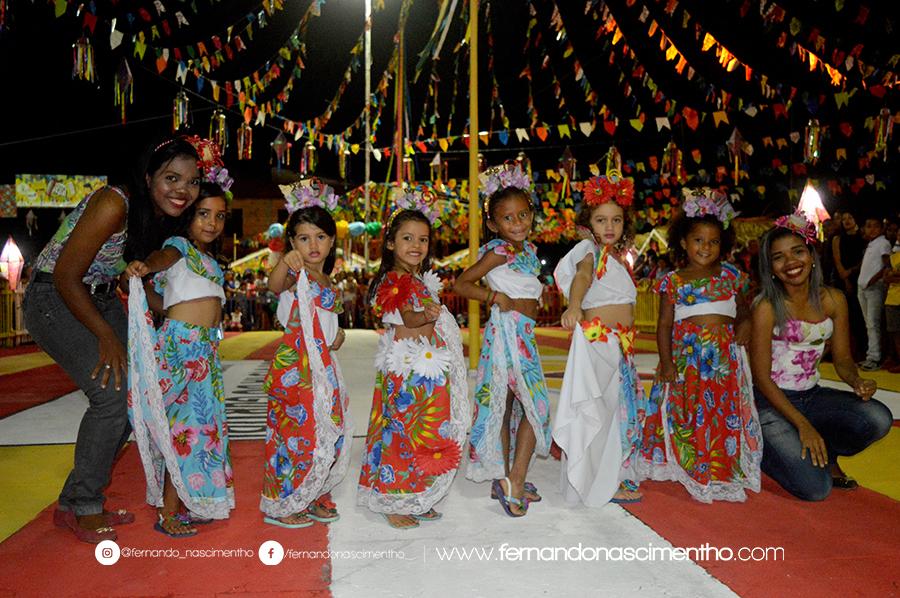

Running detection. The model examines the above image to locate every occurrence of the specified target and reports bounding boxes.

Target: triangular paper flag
[515,128,529,142]
[579,122,593,136]
[373,149,382,161]
[536,127,549,141]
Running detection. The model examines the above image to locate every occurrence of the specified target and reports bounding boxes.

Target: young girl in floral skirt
[260,179,353,528]
[127,149,235,537]
[636,188,762,502]
[453,164,551,517]
[553,171,646,506]
[358,190,468,529]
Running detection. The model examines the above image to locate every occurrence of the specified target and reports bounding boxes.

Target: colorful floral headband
[774,212,818,245]
[479,164,533,198]
[582,170,634,208]
[280,178,339,214]
[682,187,738,229]
[155,135,234,201]
[387,186,441,228]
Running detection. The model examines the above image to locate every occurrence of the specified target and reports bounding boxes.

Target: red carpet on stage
[248,338,283,361]
[624,478,900,598]
[0,345,41,358]
[0,364,77,419]
[0,441,332,597]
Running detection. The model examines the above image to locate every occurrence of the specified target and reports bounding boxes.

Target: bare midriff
[584,304,634,328]
[167,297,223,329]
[682,314,734,328]
[512,298,539,321]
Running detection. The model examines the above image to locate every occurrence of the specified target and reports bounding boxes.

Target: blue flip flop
[263,515,314,529]
[411,509,443,521]
[491,481,541,503]
[155,512,198,538]
[492,477,527,517]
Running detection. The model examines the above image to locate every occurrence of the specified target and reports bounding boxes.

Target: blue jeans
[754,385,892,501]
[23,281,130,516]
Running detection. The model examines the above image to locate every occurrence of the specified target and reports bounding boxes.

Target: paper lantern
[172,90,190,132]
[209,109,228,150]
[72,37,96,83]
[804,119,821,164]
[874,108,894,160]
[798,181,830,240]
[300,141,317,175]
[0,236,24,290]
[237,123,253,160]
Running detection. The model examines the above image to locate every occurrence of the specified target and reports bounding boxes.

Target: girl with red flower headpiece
[358,206,468,529]
[635,188,762,503]
[553,171,647,506]
[126,176,235,537]
[259,180,353,529]
[454,165,551,518]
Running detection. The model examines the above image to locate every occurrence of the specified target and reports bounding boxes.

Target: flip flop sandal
[57,510,117,544]
[263,514,314,529]
[491,481,542,503]
[177,509,213,525]
[492,477,527,518]
[305,506,340,524]
[411,509,443,521]
[832,476,859,490]
[313,496,338,515]
[382,514,420,529]
[154,512,198,538]
[610,481,642,504]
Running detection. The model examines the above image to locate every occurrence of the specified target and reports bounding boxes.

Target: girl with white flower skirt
[127,176,235,538]
[358,205,468,530]
[453,165,551,518]
[260,180,352,529]
[635,188,762,503]
[553,172,646,506]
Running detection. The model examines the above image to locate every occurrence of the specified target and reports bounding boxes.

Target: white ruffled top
[554,239,635,308]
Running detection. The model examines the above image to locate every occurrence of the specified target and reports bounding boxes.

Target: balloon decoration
[804,119,821,165]
[335,219,350,240]
[72,37,96,83]
[237,123,253,160]
[365,222,382,236]
[267,222,285,239]
[172,90,190,132]
[209,109,228,151]
[874,108,894,161]
[348,221,366,237]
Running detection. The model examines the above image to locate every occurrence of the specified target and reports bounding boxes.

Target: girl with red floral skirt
[358,200,468,530]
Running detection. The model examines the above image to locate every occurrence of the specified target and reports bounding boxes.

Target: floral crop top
[479,238,543,300]
[371,270,443,326]
[770,318,833,391]
[32,187,128,285]
[277,277,343,344]
[152,237,225,309]
[658,262,749,321]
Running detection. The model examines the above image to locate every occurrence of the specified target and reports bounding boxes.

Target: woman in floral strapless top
[749,214,892,501]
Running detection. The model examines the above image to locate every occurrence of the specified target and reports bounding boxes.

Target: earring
[812,263,816,269]
[772,275,776,279]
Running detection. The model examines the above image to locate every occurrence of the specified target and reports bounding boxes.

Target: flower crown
[280,178,339,214]
[582,170,634,208]
[774,212,818,245]
[155,135,234,201]
[682,187,738,229]
[479,163,533,198]
[387,186,441,228]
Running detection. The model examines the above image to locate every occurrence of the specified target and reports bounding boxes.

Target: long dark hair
[367,209,433,304]
[284,206,338,275]
[667,211,734,268]
[753,227,823,329]
[483,187,534,241]
[125,136,200,261]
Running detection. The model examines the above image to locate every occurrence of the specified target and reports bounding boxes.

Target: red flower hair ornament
[582,169,634,208]
[413,438,462,476]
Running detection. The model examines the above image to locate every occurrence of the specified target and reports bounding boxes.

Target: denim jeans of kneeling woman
[23,280,130,517]
[753,385,892,501]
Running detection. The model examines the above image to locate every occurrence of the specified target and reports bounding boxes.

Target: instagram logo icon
[95,540,121,565]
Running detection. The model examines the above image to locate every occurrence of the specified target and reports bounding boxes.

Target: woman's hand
[330,328,346,351]
[797,419,828,468]
[124,260,149,279]
[281,250,305,273]
[852,377,877,401]
[493,292,514,312]
[91,330,126,391]
[422,302,442,323]
[655,361,677,383]
[560,307,583,330]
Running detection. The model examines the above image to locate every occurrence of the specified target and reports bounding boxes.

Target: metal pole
[395,12,405,184]
[467,0,480,369]
[364,0,372,272]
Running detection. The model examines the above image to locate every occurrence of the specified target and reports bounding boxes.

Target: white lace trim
[127,279,234,520]
[260,271,352,518]
[357,307,469,515]
[634,346,762,503]
[466,307,549,483]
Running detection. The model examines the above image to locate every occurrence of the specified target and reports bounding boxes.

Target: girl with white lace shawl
[553,172,646,506]
[358,206,468,530]
[126,184,234,537]
[453,165,551,518]
[260,181,353,528]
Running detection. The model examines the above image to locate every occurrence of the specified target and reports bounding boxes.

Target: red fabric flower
[414,439,462,476]
[374,272,414,316]
[583,175,634,208]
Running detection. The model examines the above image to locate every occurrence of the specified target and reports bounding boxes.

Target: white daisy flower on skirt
[387,338,419,377]
[411,340,450,380]
[420,270,443,300]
